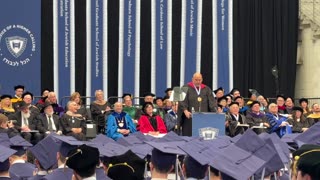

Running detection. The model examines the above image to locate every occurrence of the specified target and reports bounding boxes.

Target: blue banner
[217,0,230,92]
[156,0,168,95]
[58,0,71,98]
[0,0,41,95]
[184,0,198,82]
[91,0,103,95]
[192,113,226,137]
[123,0,136,94]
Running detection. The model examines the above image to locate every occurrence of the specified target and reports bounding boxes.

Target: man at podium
[179,73,216,136]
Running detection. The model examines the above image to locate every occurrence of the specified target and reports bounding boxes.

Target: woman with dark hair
[287,107,314,133]
[299,98,311,116]
[137,102,167,135]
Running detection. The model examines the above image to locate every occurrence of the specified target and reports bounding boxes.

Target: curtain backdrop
[233,0,299,98]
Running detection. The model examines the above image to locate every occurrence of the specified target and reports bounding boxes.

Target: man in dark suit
[36,102,62,138]
[8,101,41,143]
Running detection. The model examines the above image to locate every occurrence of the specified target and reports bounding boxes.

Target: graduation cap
[249,100,260,108]
[294,122,320,147]
[276,94,286,100]
[299,98,308,104]
[21,91,33,99]
[14,85,24,90]
[18,101,29,110]
[229,88,240,95]
[0,145,16,171]
[153,131,186,143]
[103,150,146,180]
[292,106,303,113]
[213,87,224,95]
[9,135,33,156]
[130,131,155,142]
[9,162,36,180]
[66,144,100,175]
[294,145,320,179]
[28,135,59,170]
[143,92,155,97]
[117,135,145,147]
[229,102,239,107]
[40,102,53,113]
[41,168,73,180]
[0,94,12,100]
[129,144,153,159]
[0,133,11,147]
[233,96,244,102]
[51,135,83,157]
[97,142,130,160]
[217,96,227,103]
[122,93,133,99]
[90,134,115,144]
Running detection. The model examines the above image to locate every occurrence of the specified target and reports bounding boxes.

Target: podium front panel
[192,113,225,137]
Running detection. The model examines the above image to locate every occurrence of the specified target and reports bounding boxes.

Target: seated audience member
[299,98,311,116]
[154,97,166,119]
[137,102,167,135]
[69,92,89,120]
[164,102,179,132]
[288,107,314,133]
[0,95,15,117]
[257,95,269,113]
[90,90,111,134]
[122,93,139,124]
[149,145,175,179]
[162,98,173,112]
[276,95,288,114]
[163,87,173,100]
[213,87,224,100]
[46,92,64,117]
[229,88,241,100]
[182,155,208,180]
[217,96,228,113]
[106,102,136,140]
[217,104,223,113]
[234,96,249,116]
[0,114,19,138]
[11,85,24,106]
[246,101,270,134]
[8,102,41,143]
[225,94,232,106]
[154,97,164,109]
[20,92,40,116]
[66,145,100,179]
[226,102,248,137]
[35,88,50,111]
[36,102,62,137]
[285,97,295,114]
[265,103,290,137]
[307,103,320,124]
[0,145,16,179]
[136,92,164,120]
[60,101,87,141]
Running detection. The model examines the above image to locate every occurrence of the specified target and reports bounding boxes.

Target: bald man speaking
[179,73,217,136]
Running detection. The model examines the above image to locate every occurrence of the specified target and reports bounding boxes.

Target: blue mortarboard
[235,130,283,177]
[0,133,11,147]
[9,162,35,180]
[90,134,115,144]
[66,144,100,173]
[294,122,320,147]
[153,131,186,142]
[209,143,266,180]
[42,168,73,180]
[51,135,83,157]
[97,142,130,159]
[0,145,16,172]
[131,132,155,142]
[129,144,153,159]
[9,135,33,156]
[28,135,59,170]
[117,135,145,146]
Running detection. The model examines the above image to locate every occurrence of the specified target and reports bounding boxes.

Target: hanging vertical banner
[91,0,103,95]
[184,0,198,82]
[123,0,136,94]
[0,0,41,95]
[156,0,168,95]
[58,0,71,98]
[217,0,230,92]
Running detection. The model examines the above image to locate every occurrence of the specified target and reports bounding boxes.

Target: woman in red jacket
[137,102,167,135]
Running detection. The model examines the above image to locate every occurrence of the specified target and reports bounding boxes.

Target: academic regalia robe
[287,118,314,133]
[226,113,248,137]
[246,112,269,134]
[137,114,167,134]
[106,112,137,140]
[179,82,216,136]
[60,114,87,141]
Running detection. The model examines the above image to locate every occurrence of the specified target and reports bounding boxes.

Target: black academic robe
[246,112,269,134]
[90,101,111,133]
[8,112,37,131]
[226,113,248,137]
[35,113,62,133]
[60,114,87,140]
[0,127,19,138]
[179,83,216,136]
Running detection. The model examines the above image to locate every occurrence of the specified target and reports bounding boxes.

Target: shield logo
[199,127,219,140]
[5,36,28,58]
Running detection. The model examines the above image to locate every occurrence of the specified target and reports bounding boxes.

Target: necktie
[48,116,54,131]
[23,117,28,126]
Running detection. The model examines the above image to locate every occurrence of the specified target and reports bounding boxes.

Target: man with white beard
[8,101,40,143]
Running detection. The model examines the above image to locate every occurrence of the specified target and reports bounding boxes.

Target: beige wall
[295,26,320,98]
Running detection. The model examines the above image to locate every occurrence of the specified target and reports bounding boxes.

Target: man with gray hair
[265,103,290,137]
